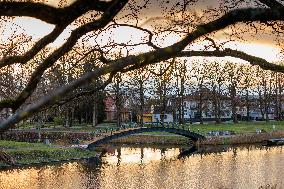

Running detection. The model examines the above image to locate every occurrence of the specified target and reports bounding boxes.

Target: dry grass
[199,131,284,145]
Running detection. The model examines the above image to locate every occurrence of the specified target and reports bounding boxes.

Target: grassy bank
[16,122,117,132]
[0,140,99,167]
[1,121,284,167]
[184,121,284,135]
[111,121,284,145]
[199,131,284,145]
[12,121,284,136]
[109,131,284,146]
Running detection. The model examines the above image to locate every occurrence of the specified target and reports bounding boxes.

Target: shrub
[53,116,64,126]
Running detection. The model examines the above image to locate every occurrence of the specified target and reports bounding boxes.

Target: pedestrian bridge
[87,126,205,149]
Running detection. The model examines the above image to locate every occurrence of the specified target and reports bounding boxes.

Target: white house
[152,106,174,123]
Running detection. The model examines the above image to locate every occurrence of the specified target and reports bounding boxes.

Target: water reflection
[102,147,182,165]
[0,145,283,189]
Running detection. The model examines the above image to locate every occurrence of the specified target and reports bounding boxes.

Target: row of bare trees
[0,41,108,127]
[1,0,284,132]
[1,41,283,127]
[125,59,284,125]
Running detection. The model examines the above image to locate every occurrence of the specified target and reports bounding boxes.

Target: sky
[1,0,282,63]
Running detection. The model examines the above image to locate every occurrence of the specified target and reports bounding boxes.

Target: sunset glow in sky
[2,0,282,64]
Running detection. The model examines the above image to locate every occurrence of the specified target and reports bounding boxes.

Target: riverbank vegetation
[1,120,284,167]
[0,140,98,167]
[186,121,284,135]
[3,121,283,145]
[13,121,284,134]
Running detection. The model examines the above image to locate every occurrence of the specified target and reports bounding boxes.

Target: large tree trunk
[230,85,238,123]
[139,81,144,127]
[198,88,203,124]
[245,89,250,122]
[258,86,265,120]
[217,83,222,123]
[180,77,185,124]
[275,73,282,121]
[278,75,283,120]
[116,106,122,127]
[178,97,183,124]
[65,108,73,127]
[114,74,122,127]
[92,102,98,127]
[160,80,167,126]
[213,85,221,124]
[264,78,270,122]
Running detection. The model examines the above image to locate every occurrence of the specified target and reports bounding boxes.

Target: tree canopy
[0,0,284,132]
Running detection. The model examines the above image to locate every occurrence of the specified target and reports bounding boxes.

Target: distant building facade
[104,96,130,122]
[136,89,284,124]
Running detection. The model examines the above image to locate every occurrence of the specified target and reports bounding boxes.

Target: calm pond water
[0,145,283,189]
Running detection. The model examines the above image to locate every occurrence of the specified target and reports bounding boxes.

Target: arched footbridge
[87,126,205,149]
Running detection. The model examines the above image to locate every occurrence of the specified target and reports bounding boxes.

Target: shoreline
[108,131,284,145]
[1,131,284,168]
[0,155,100,170]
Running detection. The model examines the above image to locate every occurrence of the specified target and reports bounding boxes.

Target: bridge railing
[90,122,196,138]
[88,123,205,148]
[149,121,190,130]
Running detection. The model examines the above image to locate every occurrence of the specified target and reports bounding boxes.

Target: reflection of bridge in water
[101,146,197,165]
[87,126,205,149]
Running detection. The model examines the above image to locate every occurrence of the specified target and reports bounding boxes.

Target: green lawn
[16,122,118,132]
[140,121,284,136]
[0,140,57,149]
[0,140,99,166]
[186,121,284,135]
[14,121,284,136]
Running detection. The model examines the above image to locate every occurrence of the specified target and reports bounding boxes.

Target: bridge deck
[88,126,205,149]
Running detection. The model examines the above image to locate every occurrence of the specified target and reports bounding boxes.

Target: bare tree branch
[0,0,118,68]
[0,0,128,111]
[0,25,65,68]
[51,73,114,107]
[258,0,284,8]
[0,0,112,25]
[1,46,283,132]
[178,49,284,72]
[2,3,284,131]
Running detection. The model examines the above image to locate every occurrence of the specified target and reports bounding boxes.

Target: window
[161,114,168,120]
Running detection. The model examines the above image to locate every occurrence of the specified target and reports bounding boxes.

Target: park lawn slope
[0,140,98,167]
[186,121,284,135]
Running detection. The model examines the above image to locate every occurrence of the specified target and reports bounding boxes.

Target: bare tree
[153,63,173,126]
[127,67,151,127]
[112,73,123,127]
[206,61,227,123]
[1,0,284,132]
[191,61,210,124]
[224,62,242,123]
[256,67,272,121]
[173,59,189,124]
[273,70,284,120]
[239,64,256,122]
